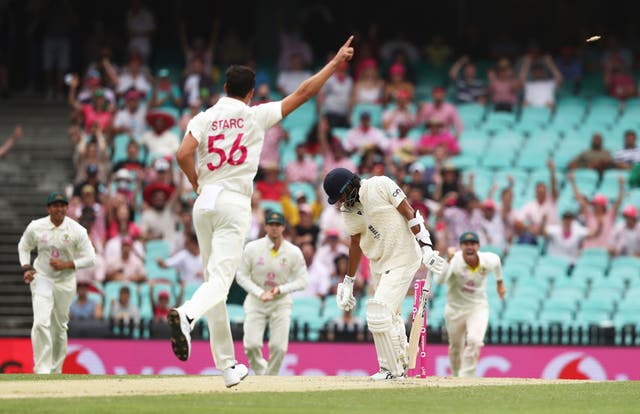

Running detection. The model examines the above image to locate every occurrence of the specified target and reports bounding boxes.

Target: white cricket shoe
[223,364,249,388]
[168,308,191,361]
[369,368,405,381]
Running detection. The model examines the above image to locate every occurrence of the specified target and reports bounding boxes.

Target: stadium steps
[0,97,72,337]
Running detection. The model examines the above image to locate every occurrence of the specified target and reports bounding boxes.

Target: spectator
[73,163,107,201]
[449,56,487,105]
[519,53,563,109]
[431,161,464,202]
[141,110,180,158]
[285,143,319,184]
[107,202,141,241]
[125,0,155,63]
[319,131,357,177]
[318,61,353,128]
[478,199,506,250]
[613,130,640,169]
[149,280,184,323]
[257,119,288,170]
[149,69,183,110]
[179,98,204,133]
[511,219,538,246]
[388,122,417,166]
[518,159,559,235]
[422,34,452,68]
[105,236,146,283]
[178,16,219,76]
[293,204,321,246]
[140,181,179,242]
[314,228,349,275]
[73,125,110,184]
[381,89,416,136]
[109,285,141,328]
[68,76,114,133]
[116,49,152,97]
[488,58,522,112]
[291,241,331,299]
[382,63,415,107]
[0,124,23,159]
[417,118,461,156]
[541,210,601,265]
[112,88,147,139]
[84,46,120,91]
[555,46,583,95]
[343,111,388,155]
[604,56,636,101]
[41,0,75,101]
[349,58,384,106]
[112,142,146,177]
[417,86,464,137]
[276,53,313,96]
[608,205,640,256]
[70,186,106,247]
[569,172,625,250]
[157,232,203,285]
[70,281,103,320]
[436,191,484,249]
[325,308,366,342]
[379,31,420,65]
[76,70,117,107]
[277,22,313,71]
[568,133,614,174]
[255,162,288,202]
[181,56,217,108]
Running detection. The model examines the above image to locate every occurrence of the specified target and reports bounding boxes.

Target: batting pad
[366,299,404,377]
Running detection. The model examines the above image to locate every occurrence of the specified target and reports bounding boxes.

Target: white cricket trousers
[242,294,293,375]
[30,275,76,374]
[181,188,251,371]
[370,259,422,317]
[444,303,489,377]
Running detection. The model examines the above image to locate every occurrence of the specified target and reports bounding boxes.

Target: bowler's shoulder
[479,251,502,267]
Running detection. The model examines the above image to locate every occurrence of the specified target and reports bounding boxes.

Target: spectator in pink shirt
[518,159,559,235]
[568,172,625,250]
[381,89,416,136]
[343,111,388,155]
[317,119,357,177]
[383,63,415,107]
[417,118,461,156]
[416,86,463,137]
[608,205,640,257]
[285,143,319,184]
[258,122,288,171]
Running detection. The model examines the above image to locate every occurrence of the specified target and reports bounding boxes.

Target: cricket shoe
[369,367,406,381]
[168,308,191,361]
[223,364,249,388]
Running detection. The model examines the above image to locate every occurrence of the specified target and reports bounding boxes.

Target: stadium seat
[543,296,578,314]
[553,275,588,291]
[145,260,178,283]
[227,303,245,325]
[580,296,616,314]
[574,254,609,272]
[607,266,639,285]
[103,281,140,320]
[610,255,640,270]
[591,277,625,294]
[145,240,170,261]
[350,103,383,128]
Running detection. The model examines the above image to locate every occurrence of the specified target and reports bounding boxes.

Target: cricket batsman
[322,167,447,380]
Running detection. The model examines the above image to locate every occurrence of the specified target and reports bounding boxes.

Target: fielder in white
[18,192,96,374]
[322,168,447,380]
[235,211,307,375]
[436,231,506,377]
[170,36,355,388]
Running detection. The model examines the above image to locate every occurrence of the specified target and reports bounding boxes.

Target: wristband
[22,265,33,272]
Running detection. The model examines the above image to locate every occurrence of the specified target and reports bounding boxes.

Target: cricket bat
[407,276,430,370]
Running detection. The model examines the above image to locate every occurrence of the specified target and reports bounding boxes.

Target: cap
[409,162,425,174]
[154,158,171,171]
[124,88,142,100]
[360,111,371,120]
[265,211,285,225]
[158,291,170,300]
[592,193,608,206]
[562,210,575,219]
[77,280,91,288]
[81,184,95,194]
[87,69,101,79]
[93,89,105,98]
[482,199,497,209]
[396,89,412,100]
[86,164,99,175]
[459,231,480,244]
[298,203,312,214]
[323,168,357,205]
[46,192,68,206]
[389,63,406,76]
[432,86,446,94]
[325,228,340,238]
[623,205,638,219]
[114,168,133,181]
[121,236,133,246]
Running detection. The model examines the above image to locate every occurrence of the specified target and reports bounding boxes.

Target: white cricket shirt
[236,236,308,297]
[436,251,502,310]
[18,216,96,281]
[341,176,422,274]
[186,97,282,198]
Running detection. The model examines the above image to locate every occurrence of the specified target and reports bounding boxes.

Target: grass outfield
[0,376,638,414]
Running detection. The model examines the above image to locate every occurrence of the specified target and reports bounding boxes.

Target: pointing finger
[343,35,354,48]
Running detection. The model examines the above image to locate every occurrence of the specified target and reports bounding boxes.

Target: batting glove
[422,246,447,278]
[336,275,356,311]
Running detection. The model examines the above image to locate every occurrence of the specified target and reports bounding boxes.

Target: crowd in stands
[40,5,640,341]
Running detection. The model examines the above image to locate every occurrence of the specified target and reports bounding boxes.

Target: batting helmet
[323,168,357,205]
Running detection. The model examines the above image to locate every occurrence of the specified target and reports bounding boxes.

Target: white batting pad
[366,299,404,377]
